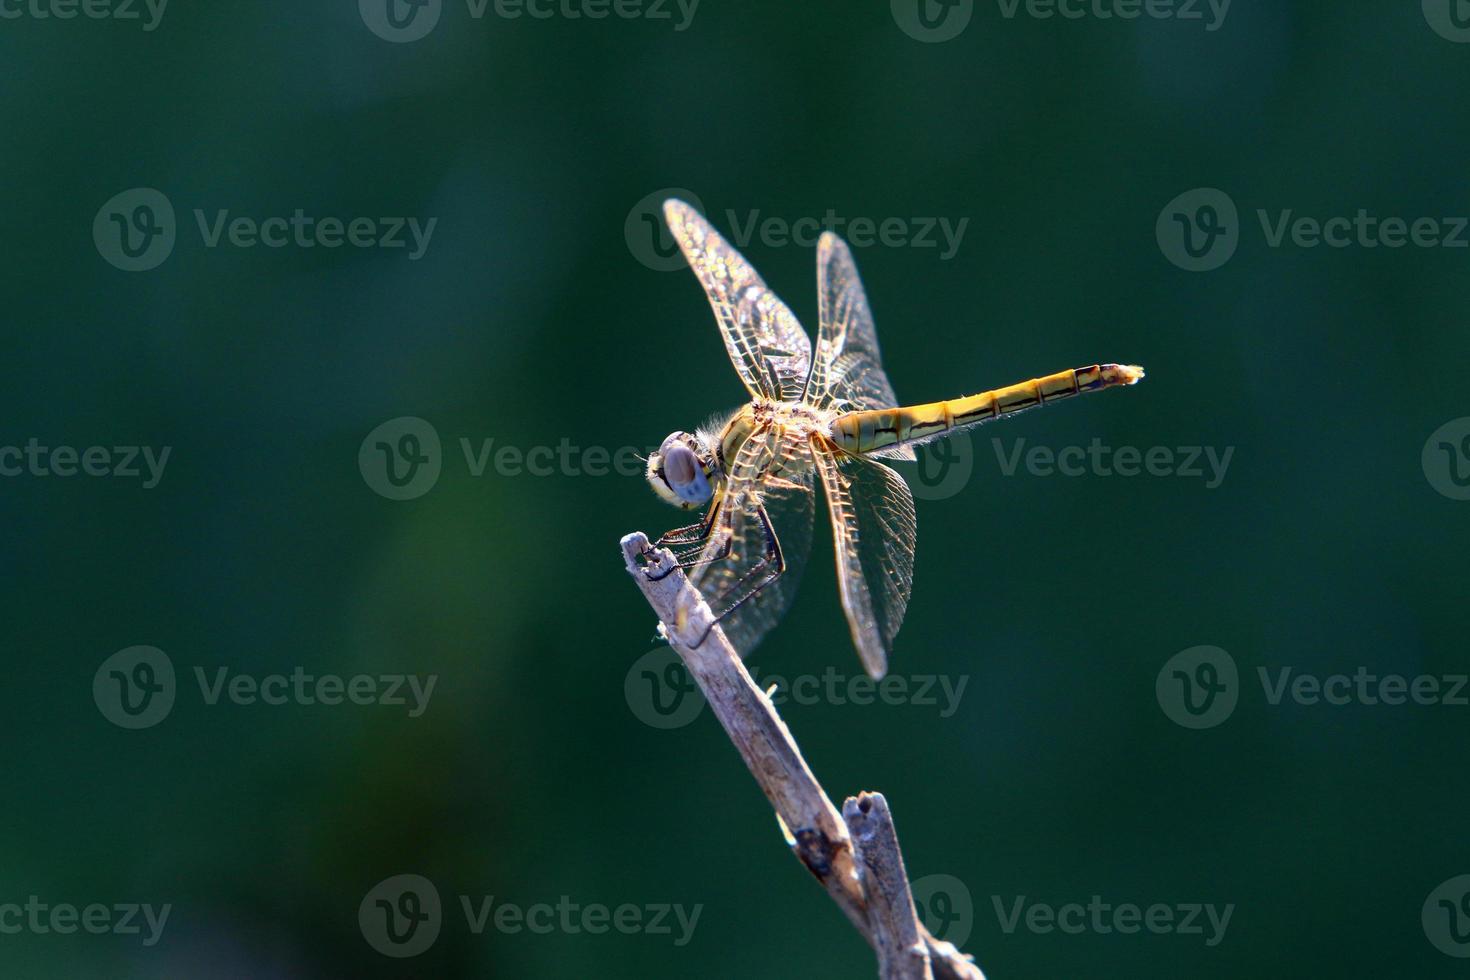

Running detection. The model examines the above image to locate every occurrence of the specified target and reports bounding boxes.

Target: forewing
[689,427,815,658]
[813,444,917,679]
[663,200,812,403]
[806,233,915,461]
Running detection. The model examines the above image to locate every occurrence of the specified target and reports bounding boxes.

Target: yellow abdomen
[829,363,1144,455]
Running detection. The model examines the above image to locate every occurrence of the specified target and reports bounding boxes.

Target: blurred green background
[3,0,1469,976]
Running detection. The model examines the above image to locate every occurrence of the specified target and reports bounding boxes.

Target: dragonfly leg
[653,504,720,548]
[648,523,732,581]
[655,522,705,545]
[641,507,722,581]
[660,495,750,576]
[690,504,785,648]
[664,527,733,576]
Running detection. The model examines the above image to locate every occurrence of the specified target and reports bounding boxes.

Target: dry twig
[621,532,984,980]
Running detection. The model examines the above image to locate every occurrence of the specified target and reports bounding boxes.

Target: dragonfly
[643,199,1143,679]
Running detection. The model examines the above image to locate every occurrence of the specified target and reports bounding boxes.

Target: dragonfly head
[647,430,716,510]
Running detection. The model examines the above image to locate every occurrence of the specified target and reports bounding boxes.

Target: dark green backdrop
[3,1,1468,976]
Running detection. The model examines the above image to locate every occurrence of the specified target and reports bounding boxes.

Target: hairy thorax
[709,400,838,473]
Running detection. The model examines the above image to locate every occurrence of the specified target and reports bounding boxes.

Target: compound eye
[663,444,697,488]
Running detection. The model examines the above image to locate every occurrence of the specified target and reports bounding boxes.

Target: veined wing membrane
[806,232,915,462]
[663,200,812,403]
[688,427,815,657]
[813,445,916,679]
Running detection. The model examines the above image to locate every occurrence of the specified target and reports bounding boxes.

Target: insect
[644,200,1143,679]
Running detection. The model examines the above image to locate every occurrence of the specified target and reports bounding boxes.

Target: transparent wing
[812,445,917,679]
[805,233,915,461]
[688,427,815,657]
[663,200,813,403]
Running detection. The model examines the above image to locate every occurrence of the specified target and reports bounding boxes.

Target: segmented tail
[830,363,1144,456]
